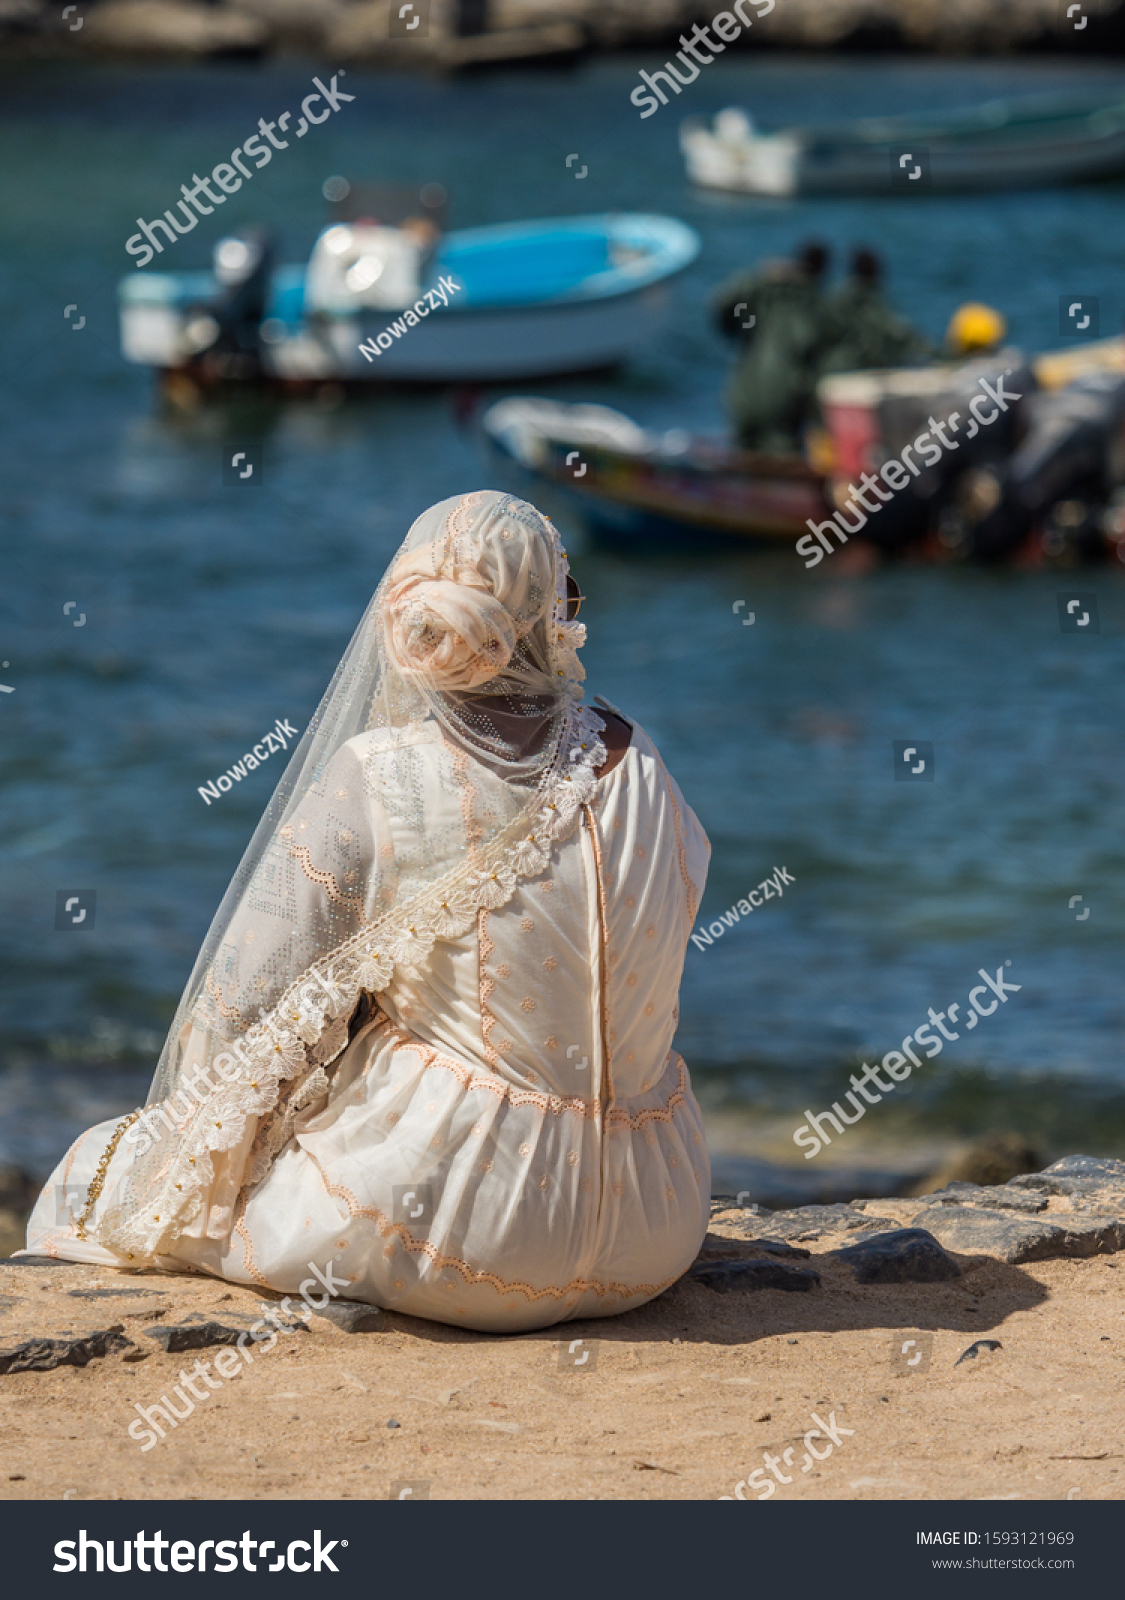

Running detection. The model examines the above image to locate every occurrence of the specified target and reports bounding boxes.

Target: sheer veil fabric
[88,490,611,1265]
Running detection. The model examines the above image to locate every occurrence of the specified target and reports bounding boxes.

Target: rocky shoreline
[1,1153,1122,1500]
[3,0,1124,64]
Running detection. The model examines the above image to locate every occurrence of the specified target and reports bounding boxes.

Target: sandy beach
[1,1159,1121,1502]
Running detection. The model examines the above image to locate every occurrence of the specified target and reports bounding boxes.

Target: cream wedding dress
[26,492,711,1333]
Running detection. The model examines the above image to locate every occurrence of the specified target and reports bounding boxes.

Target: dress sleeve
[96,740,394,1259]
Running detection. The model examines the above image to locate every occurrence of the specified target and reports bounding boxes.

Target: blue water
[2,52,1125,1176]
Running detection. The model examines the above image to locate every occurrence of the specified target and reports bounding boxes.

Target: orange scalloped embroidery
[605,1055,689,1129]
[398,1026,602,1119]
[233,1191,275,1290]
[284,842,369,913]
[369,1017,690,1128]
[204,969,249,1026]
[478,907,501,1074]
[302,1152,678,1306]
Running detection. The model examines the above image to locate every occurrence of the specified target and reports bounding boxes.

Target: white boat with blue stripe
[118,213,700,386]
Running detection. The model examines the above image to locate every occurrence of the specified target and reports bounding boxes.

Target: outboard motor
[902,356,1037,558]
[966,371,1125,561]
[183,227,275,379]
[819,354,1036,556]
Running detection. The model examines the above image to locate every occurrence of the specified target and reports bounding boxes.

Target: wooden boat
[118,214,700,385]
[481,397,829,550]
[681,93,1125,197]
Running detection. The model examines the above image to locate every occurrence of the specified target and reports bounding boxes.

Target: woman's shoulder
[591,697,655,760]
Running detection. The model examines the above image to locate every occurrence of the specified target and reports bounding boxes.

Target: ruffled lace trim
[95,703,608,1262]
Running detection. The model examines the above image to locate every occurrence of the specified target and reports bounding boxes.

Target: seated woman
[25,491,711,1333]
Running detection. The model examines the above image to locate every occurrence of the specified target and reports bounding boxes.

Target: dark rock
[67,1287,168,1299]
[912,1204,1125,1264]
[146,1311,311,1350]
[913,1180,1047,1214]
[955,1338,1003,1366]
[911,1155,1125,1263]
[1054,1214,1125,1256]
[695,1232,810,1262]
[179,1307,309,1332]
[0,1255,70,1268]
[1008,1155,1125,1204]
[0,1324,133,1374]
[687,1258,821,1293]
[911,1207,1063,1264]
[752,1204,898,1241]
[834,1228,961,1285]
[143,1320,255,1353]
[312,1300,383,1334]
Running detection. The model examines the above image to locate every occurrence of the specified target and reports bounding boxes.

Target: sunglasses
[564,577,587,621]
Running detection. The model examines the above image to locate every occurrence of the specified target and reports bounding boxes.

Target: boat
[681,93,1125,197]
[482,336,1125,561]
[118,213,700,386]
[480,396,830,550]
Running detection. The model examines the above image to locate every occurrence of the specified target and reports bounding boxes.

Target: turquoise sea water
[2,51,1124,1176]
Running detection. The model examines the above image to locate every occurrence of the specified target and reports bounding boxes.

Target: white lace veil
[92,490,607,1263]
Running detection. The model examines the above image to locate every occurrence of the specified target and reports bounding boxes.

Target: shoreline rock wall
[4,0,1125,62]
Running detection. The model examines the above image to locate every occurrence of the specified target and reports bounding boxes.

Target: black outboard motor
[185,227,275,380]
[839,355,1036,555]
[966,371,1125,561]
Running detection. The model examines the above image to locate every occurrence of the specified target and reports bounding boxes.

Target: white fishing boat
[118,213,700,386]
[681,93,1125,197]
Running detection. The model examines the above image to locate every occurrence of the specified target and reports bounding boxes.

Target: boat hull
[294,282,676,382]
[798,130,1125,196]
[683,96,1125,196]
[482,400,829,551]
